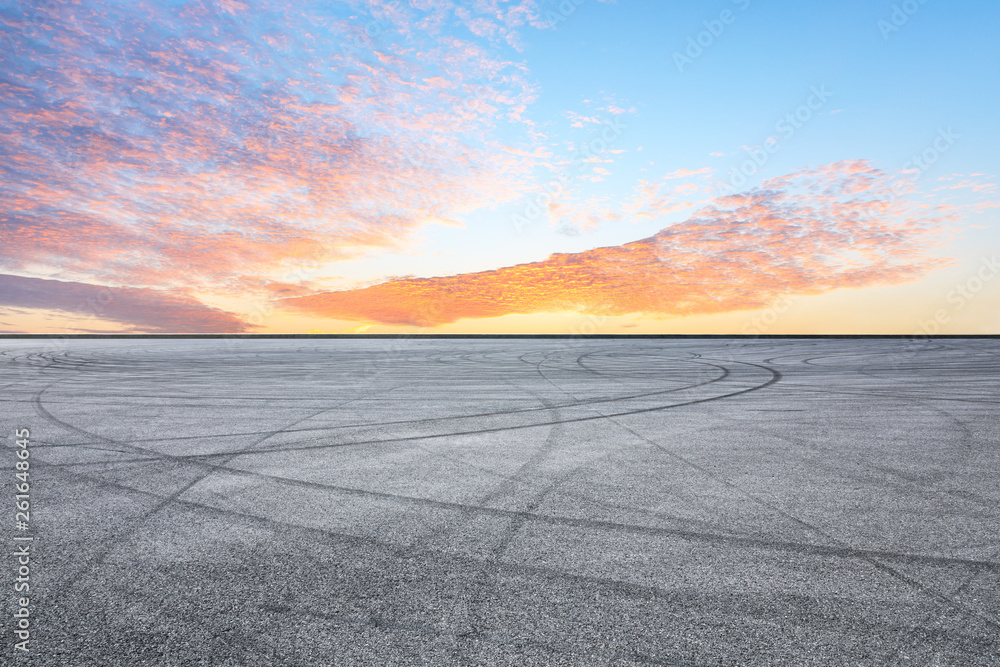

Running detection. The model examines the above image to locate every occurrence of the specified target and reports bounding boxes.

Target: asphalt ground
[1,337,998,665]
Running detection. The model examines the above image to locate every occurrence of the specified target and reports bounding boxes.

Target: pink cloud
[0,0,548,301]
[663,167,713,180]
[284,161,953,326]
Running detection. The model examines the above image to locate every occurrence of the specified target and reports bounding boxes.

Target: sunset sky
[1,0,998,334]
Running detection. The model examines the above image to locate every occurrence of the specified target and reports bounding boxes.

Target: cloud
[663,167,713,180]
[283,161,952,326]
[0,0,546,296]
[0,274,251,333]
[622,173,708,222]
[566,111,603,128]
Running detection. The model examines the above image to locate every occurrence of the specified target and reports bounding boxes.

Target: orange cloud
[284,161,953,326]
[1,0,546,298]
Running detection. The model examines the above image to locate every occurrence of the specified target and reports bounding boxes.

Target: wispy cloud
[0,0,546,296]
[0,274,251,333]
[284,161,953,326]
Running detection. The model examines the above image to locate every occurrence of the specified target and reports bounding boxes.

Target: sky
[1,0,998,334]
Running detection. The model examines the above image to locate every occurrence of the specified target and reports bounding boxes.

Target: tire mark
[32,452,1000,578]
[32,374,415,604]
[26,356,735,451]
[614,356,1000,633]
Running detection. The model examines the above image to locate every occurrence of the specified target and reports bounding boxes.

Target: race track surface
[1,337,998,665]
